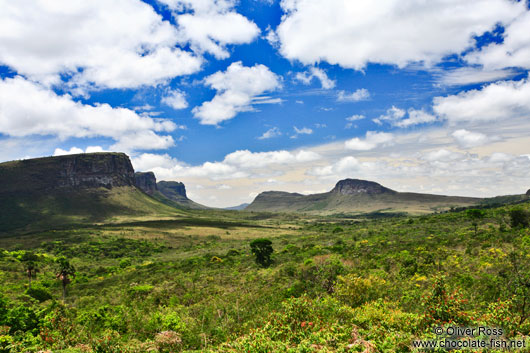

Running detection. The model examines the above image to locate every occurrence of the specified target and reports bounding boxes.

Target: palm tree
[19,251,40,289]
[55,257,75,302]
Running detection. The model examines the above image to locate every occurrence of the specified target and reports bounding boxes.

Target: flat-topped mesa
[257,191,303,197]
[157,181,188,200]
[331,179,396,195]
[134,172,158,195]
[0,152,135,194]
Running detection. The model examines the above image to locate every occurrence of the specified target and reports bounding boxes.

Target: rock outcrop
[0,152,135,194]
[156,181,209,210]
[134,172,158,195]
[157,181,188,201]
[331,179,396,195]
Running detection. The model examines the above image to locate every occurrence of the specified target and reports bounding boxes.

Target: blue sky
[1,0,530,207]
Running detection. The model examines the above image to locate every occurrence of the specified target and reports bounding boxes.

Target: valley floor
[1,203,530,352]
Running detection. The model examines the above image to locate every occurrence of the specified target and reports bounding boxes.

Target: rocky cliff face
[157,181,188,201]
[0,153,135,194]
[331,179,396,195]
[135,172,158,195]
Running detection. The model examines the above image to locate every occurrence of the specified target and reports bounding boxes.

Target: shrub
[155,331,182,353]
[485,298,522,337]
[250,239,273,268]
[335,273,387,307]
[210,256,222,263]
[467,209,486,235]
[300,255,346,294]
[119,258,131,268]
[128,285,154,298]
[225,249,240,257]
[25,285,52,302]
[0,334,13,353]
[4,305,40,335]
[332,226,344,233]
[421,276,470,327]
[90,330,121,353]
[510,208,530,228]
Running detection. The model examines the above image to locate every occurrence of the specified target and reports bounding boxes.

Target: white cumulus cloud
[132,148,321,181]
[224,149,320,168]
[192,61,281,125]
[276,0,525,69]
[466,10,530,70]
[0,76,176,152]
[161,89,188,110]
[291,126,313,139]
[374,107,435,127]
[396,109,437,128]
[53,146,106,156]
[0,0,202,91]
[295,67,335,89]
[337,89,370,102]
[373,106,406,125]
[433,78,530,124]
[309,156,361,177]
[258,127,282,140]
[345,114,366,129]
[452,129,490,148]
[345,131,394,151]
[159,0,260,59]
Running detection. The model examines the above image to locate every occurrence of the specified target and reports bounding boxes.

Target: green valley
[0,153,529,352]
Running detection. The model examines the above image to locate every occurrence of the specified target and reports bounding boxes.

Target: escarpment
[0,153,135,194]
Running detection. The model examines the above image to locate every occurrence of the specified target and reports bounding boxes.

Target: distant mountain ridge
[245,178,523,215]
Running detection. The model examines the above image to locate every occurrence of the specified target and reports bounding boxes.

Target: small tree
[18,251,40,289]
[466,209,485,235]
[55,257,75,302]
[510,208,530,228]
[507,251,530,330]
[250,239,273,268]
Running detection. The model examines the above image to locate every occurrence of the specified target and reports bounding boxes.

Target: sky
[1,0,530,207]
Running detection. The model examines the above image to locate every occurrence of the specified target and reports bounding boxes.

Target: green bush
[25,285,52,302]
[119,258,131,268]
[510,208,530,228]
[332,226,344,233]
[335,273,387,307]
[4,305,40,334]
[128,285,154,298]
[0,334,13,353]
[250,239,273,268]
[300,255,346,294]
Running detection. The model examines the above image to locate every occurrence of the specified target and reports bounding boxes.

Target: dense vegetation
[0,202,529,352]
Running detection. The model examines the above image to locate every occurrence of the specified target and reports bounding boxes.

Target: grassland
[1,201,530,352]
